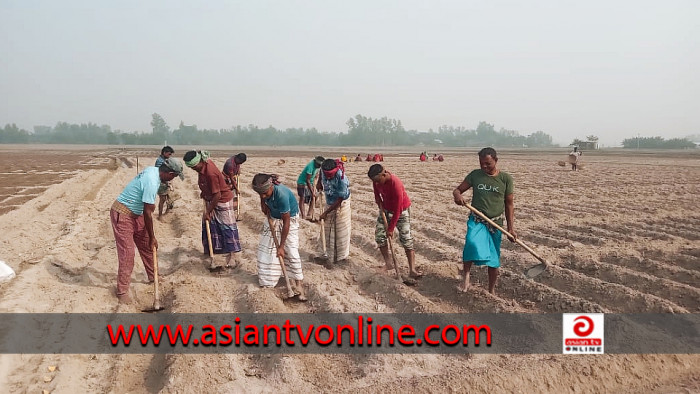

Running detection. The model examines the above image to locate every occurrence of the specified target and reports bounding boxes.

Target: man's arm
[387,182,403,234]
[143,203,158,250]
[277,212,291,260]
[453,180,471,205]
[505,193,516,241]
[204,191,221,221]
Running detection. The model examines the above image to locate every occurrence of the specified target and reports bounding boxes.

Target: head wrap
[314,156,325,167]
[162,157,185,180]
[321,158,340,179]
[252,177,274,194]
[185,150,211,168]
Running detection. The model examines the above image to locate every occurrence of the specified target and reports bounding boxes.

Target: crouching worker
[368,164,422,278]
[252,174,306,301]
[184,150,242,271]
[110,158,183,304]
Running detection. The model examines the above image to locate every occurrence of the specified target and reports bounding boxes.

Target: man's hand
[150,238,159,251]
[387,229,394,239]
[276,245,285,260]
[506,229,517,243]
[202,211,211,222]
[319,211,327,220]
[261,203,270,216]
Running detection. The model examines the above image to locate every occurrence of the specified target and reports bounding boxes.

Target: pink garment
[110,208,154,296]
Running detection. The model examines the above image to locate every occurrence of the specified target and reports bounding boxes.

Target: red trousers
[110,209,154,296]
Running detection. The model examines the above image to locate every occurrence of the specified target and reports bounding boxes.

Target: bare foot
[409,270,423,278]
[117,294,133,304]
[456,284,469,293]
[297,294,308,302]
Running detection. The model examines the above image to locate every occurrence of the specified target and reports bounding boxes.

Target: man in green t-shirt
[452,147,516,294]
[296,156,324,220]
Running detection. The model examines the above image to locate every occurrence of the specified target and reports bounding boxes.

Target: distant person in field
[368,164,422,278]
[184,150,242,270]
[110,158,183,304]
[373,153,381,162]
[355,154,363,162]
[296,156,324,220]
[341,154,348,163]
[568,146,582,171]
[419,152,427,161]
[317,159,352,263]
[252,173,306,301]
[432,154,439,161]
[155,146,181,218]
[453,147,516,295]
[366,154,372,161]
[222,152,247,193]
[438,154,444,162]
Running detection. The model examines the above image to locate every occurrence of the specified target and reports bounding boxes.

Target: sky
[1,0,698,146]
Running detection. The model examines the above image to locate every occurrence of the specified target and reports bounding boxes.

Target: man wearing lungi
[184,150,242,270]
[252,174,306,301]
[317,159,352,263]
[296,156,324,220]
[453,147,516,294]
[110,158,183,304]
[368,164,422,278]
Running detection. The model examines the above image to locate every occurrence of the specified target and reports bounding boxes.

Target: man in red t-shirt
[184,150,242,270]
[368,164,421,278]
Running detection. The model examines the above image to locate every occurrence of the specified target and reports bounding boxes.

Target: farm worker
[355,154,363,162]
[452,147,516,294]
[110,158,183,304]
[155,146,181,218]
[340,154,348,163]
[252,174,306,301]
[438,154,444,162]
[222,152,247,195]
[184,150,242,270]
[296,156,324,220]
[317,159,352,263]
[368,164,422,278]
[568,146,582,171]
[366,154,372,161]
[432,154,439,161]
[419,152,427,161]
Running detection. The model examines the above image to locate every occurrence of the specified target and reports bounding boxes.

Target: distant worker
[296,156,324,220]
[432,154,439,161]
[568,146,582,171]
[110,158,183,304]
[341,154,348,163]
[223,152,247,194]
[419,152,427,162]
[366,154,372,161]
[373,153,381,162]
[438,154,444,162]
[155,146,181,218]
[355,154,363,162]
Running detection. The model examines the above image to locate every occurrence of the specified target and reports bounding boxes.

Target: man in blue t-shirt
[252,173,306,301]
[110,158,183,304]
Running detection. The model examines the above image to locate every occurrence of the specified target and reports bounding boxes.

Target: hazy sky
[1,0,698,146]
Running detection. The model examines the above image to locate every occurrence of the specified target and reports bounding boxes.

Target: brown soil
[0,146,698,393]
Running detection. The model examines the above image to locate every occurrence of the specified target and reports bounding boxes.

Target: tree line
[4,113,692,149]
[0,114,558,148]
[621,136,696,149]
